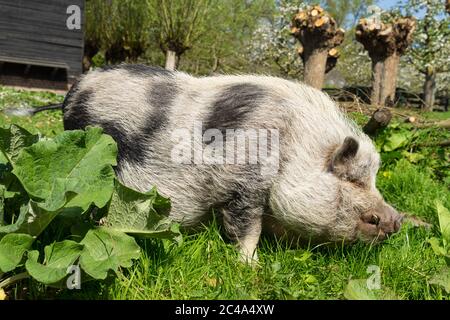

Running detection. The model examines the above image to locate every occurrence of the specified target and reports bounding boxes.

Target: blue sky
[377,0,427,17]
[378,0,400,10]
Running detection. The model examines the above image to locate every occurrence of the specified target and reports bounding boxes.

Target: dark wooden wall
[0,0,84,83]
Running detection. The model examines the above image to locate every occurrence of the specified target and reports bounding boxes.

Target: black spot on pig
[113,79,179,167]
[143,80,178,140]
[64,78,180,170]
[98,121,147,168]
[62,79,81,112]
[220,178,269,240]
[64,91,145,168]
[63,89,94,130]
[105,79,179,169]
[204,83,266,140]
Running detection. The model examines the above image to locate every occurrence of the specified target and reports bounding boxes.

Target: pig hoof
[238,250,259,267]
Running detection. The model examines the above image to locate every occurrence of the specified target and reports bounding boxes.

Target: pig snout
[358,204,403,241]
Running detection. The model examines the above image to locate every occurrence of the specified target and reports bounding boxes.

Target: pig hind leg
[221,193,265,264]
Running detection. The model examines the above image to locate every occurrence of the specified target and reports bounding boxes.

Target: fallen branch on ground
[412,139,450,148]
[413,119,450,130]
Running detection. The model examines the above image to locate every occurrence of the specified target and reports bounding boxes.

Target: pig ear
[330,136,359,171]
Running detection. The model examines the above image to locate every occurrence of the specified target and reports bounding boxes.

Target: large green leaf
[12,127,117,212]
[0,194,3,226]
[103,180,180,241]
[0,125,38,164]
[25,240,84,285]
[428,237,448,256]
[344,279,399,300]
[0,126,35,198]
[18,201,63,237]
[0,201,63,238]
[79,227,141,280]
[383,131,412,152]
[0,203,31,236]
[401,151,425,164]
[344,279,378,300]
[436,202,450,245]
[429,267,450,294]
[0,233,34,272]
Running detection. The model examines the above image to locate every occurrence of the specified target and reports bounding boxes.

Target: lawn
[0,87,64,136]
[0,86,449,300]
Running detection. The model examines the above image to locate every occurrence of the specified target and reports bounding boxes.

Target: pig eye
[369,214,380,226]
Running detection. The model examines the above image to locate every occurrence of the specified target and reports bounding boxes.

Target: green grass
[422,111,450,121]
[1,86,449,300]
[0,86,63,136]
[378,160,450,224]
[347,111,369,127]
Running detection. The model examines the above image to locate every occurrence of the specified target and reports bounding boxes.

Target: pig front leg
[237,218,262,264]
[222,198,264,264]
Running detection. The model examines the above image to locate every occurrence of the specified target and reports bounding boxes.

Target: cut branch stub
[392,18,416,55]
[355,17,415,60]
[291,5,345,89]
[292,7,345,52]
[363,108,392,136]
[356,19,392,60]
[326,47,339,73]
[160,39,190,57]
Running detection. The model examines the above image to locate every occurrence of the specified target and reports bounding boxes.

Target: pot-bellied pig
[26,64,405,261]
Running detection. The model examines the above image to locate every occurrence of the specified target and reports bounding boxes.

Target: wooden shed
[0,0,84,90]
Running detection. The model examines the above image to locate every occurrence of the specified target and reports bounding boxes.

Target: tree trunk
[291,6,345,90]
[303,49,328,89]
[380,53,400,106]
[371,58,384,105]
[422,70,436,111]
[165,50,179,71]
[356,17,415,107]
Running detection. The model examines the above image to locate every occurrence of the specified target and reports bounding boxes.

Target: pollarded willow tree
[291,5,345,89]
[250,0,374,82]
[355,10,416,106]
[148,0,213,71]
[84,0,151,69]
[404,0,450,111]
[181,0,275,75]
